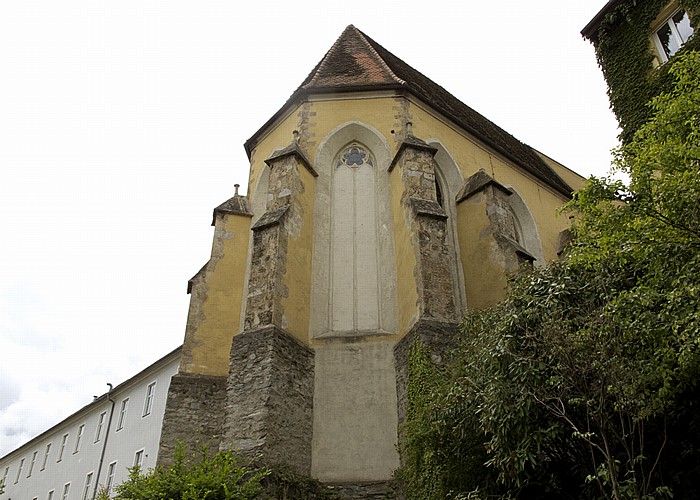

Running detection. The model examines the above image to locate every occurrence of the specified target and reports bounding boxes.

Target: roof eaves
[582,0,627,40]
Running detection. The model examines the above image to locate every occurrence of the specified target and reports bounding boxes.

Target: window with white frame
[106,461,117,493]
[95,411,107,442]
[57,433,68,462]
[61,482,71,500]
[73,424,85,453]
[116,398,129,431]
[47,490,55,500]
[143,381,156,417]
[14,458,24,483]
[27,450,37,477]
[82,471,93,500]
[41,442,51,470]
[134,449,144,469]
[653,8,694,62]
[2,466,9,486]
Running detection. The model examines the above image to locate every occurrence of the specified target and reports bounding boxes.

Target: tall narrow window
[73,424,85,454]
[331,144,379,332]
[57,434,68,462]
[82,472,93,500]
[27,450,37,477]
[95,411,106,442]
[106,461,117,493]
[61,482,71,500]
[134,449,144,469]
[142,382,156,417]
[2,466,9,486]
[116,398,129,431]
[41,443,51,470]
[47,490,55,500]
[14,458,24,483]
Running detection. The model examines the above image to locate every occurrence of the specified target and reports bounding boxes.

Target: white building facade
[0,348,180,500]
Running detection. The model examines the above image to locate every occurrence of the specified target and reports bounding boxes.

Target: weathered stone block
[157,373,227,466]
[222,326,314,475]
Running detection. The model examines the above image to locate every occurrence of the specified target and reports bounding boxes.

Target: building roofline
[0,345,182,462]
[582,0,627,40]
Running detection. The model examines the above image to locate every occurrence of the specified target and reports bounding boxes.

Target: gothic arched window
[330,144,379,332]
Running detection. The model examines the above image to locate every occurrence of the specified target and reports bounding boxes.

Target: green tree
[396,52,700,499]
[104,444,268,500]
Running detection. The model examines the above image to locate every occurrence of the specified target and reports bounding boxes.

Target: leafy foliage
[104,444,268,500]
[396,53,700,499]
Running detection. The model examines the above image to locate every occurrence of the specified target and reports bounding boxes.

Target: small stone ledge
[251,205,289,231]
[187,260,209,294]
[388,134,438,172]
[409,197,447,220]
[456,169,512,203]
[325,480,401,499]
[212,195,253,224]
[494,232,536,264]
[265,141,318,177]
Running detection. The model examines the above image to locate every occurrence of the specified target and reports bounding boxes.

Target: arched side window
[505,189,544,267]
[331,144,379,332]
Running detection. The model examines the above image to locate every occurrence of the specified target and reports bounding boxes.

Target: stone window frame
[503,188,545,266]
[310,121,398,339]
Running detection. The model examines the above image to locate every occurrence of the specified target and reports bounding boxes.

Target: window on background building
[654,9,694,62]
[134,449,144,469]
[94,411,106,442]
[73,424,85,454]
[106,461,117,494]
[61,482,71,500]
[27,450,37,477]
[116,398,129,431]
[142,382,156,417]
[14,458,24,483]
[41,443,52,470]
[2,466,9,486]
[47,491,55,500]
[82,472,93,500]
[57,434,68,462]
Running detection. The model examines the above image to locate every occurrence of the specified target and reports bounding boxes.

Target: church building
[156,25,584,496]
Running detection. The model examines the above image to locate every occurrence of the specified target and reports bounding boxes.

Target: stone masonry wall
[394,318,459,427]
[222,326,314,474]
[157,373,227,466]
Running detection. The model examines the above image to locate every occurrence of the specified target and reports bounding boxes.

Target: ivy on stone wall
[594,0,700,142]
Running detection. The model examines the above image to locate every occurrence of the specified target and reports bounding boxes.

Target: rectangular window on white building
[47,490,55,500]
[82,471,93,500]
[14,458,24,483]
[61,482,71,500]
[106,461,117,493]
[28,450,37,477]
[142,381,156,417]
[73,424,85,454]
[57,433,68,462]
[95,411,107,442]
[116,398,129,431]
[41,442,52,470]
[2,466,9,487]
[134,449,144,469]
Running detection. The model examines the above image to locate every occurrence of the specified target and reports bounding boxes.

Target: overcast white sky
[0,0,620,457]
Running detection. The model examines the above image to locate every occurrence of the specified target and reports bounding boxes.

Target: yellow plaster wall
[186,213,251,376]
[279,163,316,344]
[408,102,577,264]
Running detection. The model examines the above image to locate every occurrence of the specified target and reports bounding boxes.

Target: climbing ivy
[594,0,700,142]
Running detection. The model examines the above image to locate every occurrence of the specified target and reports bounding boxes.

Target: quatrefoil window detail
[337,145,373,168]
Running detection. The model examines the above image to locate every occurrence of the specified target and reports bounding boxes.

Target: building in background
[2,25,585,499]
[0,348,180,500]
[582,0,697,140]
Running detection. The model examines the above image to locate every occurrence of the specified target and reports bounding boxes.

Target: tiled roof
[246,26,573,198]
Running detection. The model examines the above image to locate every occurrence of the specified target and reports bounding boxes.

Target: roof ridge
[352,26,405,85]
